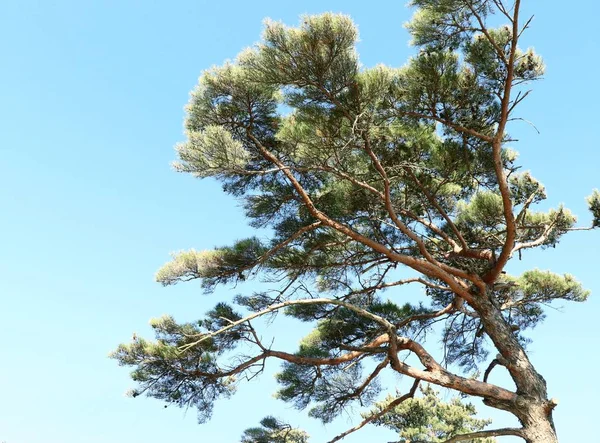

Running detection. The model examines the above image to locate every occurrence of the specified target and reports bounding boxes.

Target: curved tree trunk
[473,291,559,442]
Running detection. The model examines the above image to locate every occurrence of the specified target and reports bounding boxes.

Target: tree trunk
[474,294,548,398]
[520,404,558,443]
[473,292,559,442]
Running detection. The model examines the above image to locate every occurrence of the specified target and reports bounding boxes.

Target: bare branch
[483,358,500,383]
[518,15,535,38]
[341,277,441,298]
[509,117,540,134]
[338,357,390,402]
[492,0,514,22]
[183,353,269,379]
[508,90,532,115]
[566,226,595,231]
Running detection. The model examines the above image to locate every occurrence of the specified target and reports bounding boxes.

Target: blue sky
[1,1,598,442]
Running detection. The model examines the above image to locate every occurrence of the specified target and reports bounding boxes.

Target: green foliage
[244,14,359,103]
[407,0,491,50]
[174,125,250,178]
[457,192,504,228]
[587,189,600,227]
[156,238,267,291]
[371,385,494,442]
[111,314,232,423]
[520,206,577,248]
[155,249,225,286]
[275,354,378,424]
[509,171,546,206]
[241,416,309,443]
[113,4,596,441]
[110,301,260,423]
[516,270,589,303]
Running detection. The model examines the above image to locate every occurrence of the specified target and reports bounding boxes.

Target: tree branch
[258,221,323,265]
[297,163,461,253]
[466,1,508,66]
[176,292,516,404]
[361,134,442,267]
[512,217,559,255]
[388,352,516,402]
[340,277,447,299]
[327,378,421,443]
[395,301,455,330]
[404,167,475,257]
[483,358,500,383]
[518,15,535,39]
[484,0,522,284]
[246,131,475,302]
[492,0,513,22]
[515,181,542,225]
[440,427,524,442]
[397,110,494,143]
[179,297,395,352]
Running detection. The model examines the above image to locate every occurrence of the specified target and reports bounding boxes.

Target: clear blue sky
[1,1,598,442]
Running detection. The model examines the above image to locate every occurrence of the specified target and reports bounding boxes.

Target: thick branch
[298,164,460,252]
[389,354,516,402]
[484,0,522,283]
[178,294,516,404]
[267,335,390,366]
[441,427,524,442]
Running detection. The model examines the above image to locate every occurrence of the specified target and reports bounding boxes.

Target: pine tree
[112,2,599,442]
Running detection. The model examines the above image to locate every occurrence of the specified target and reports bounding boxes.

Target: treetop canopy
[113,4,597,442]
